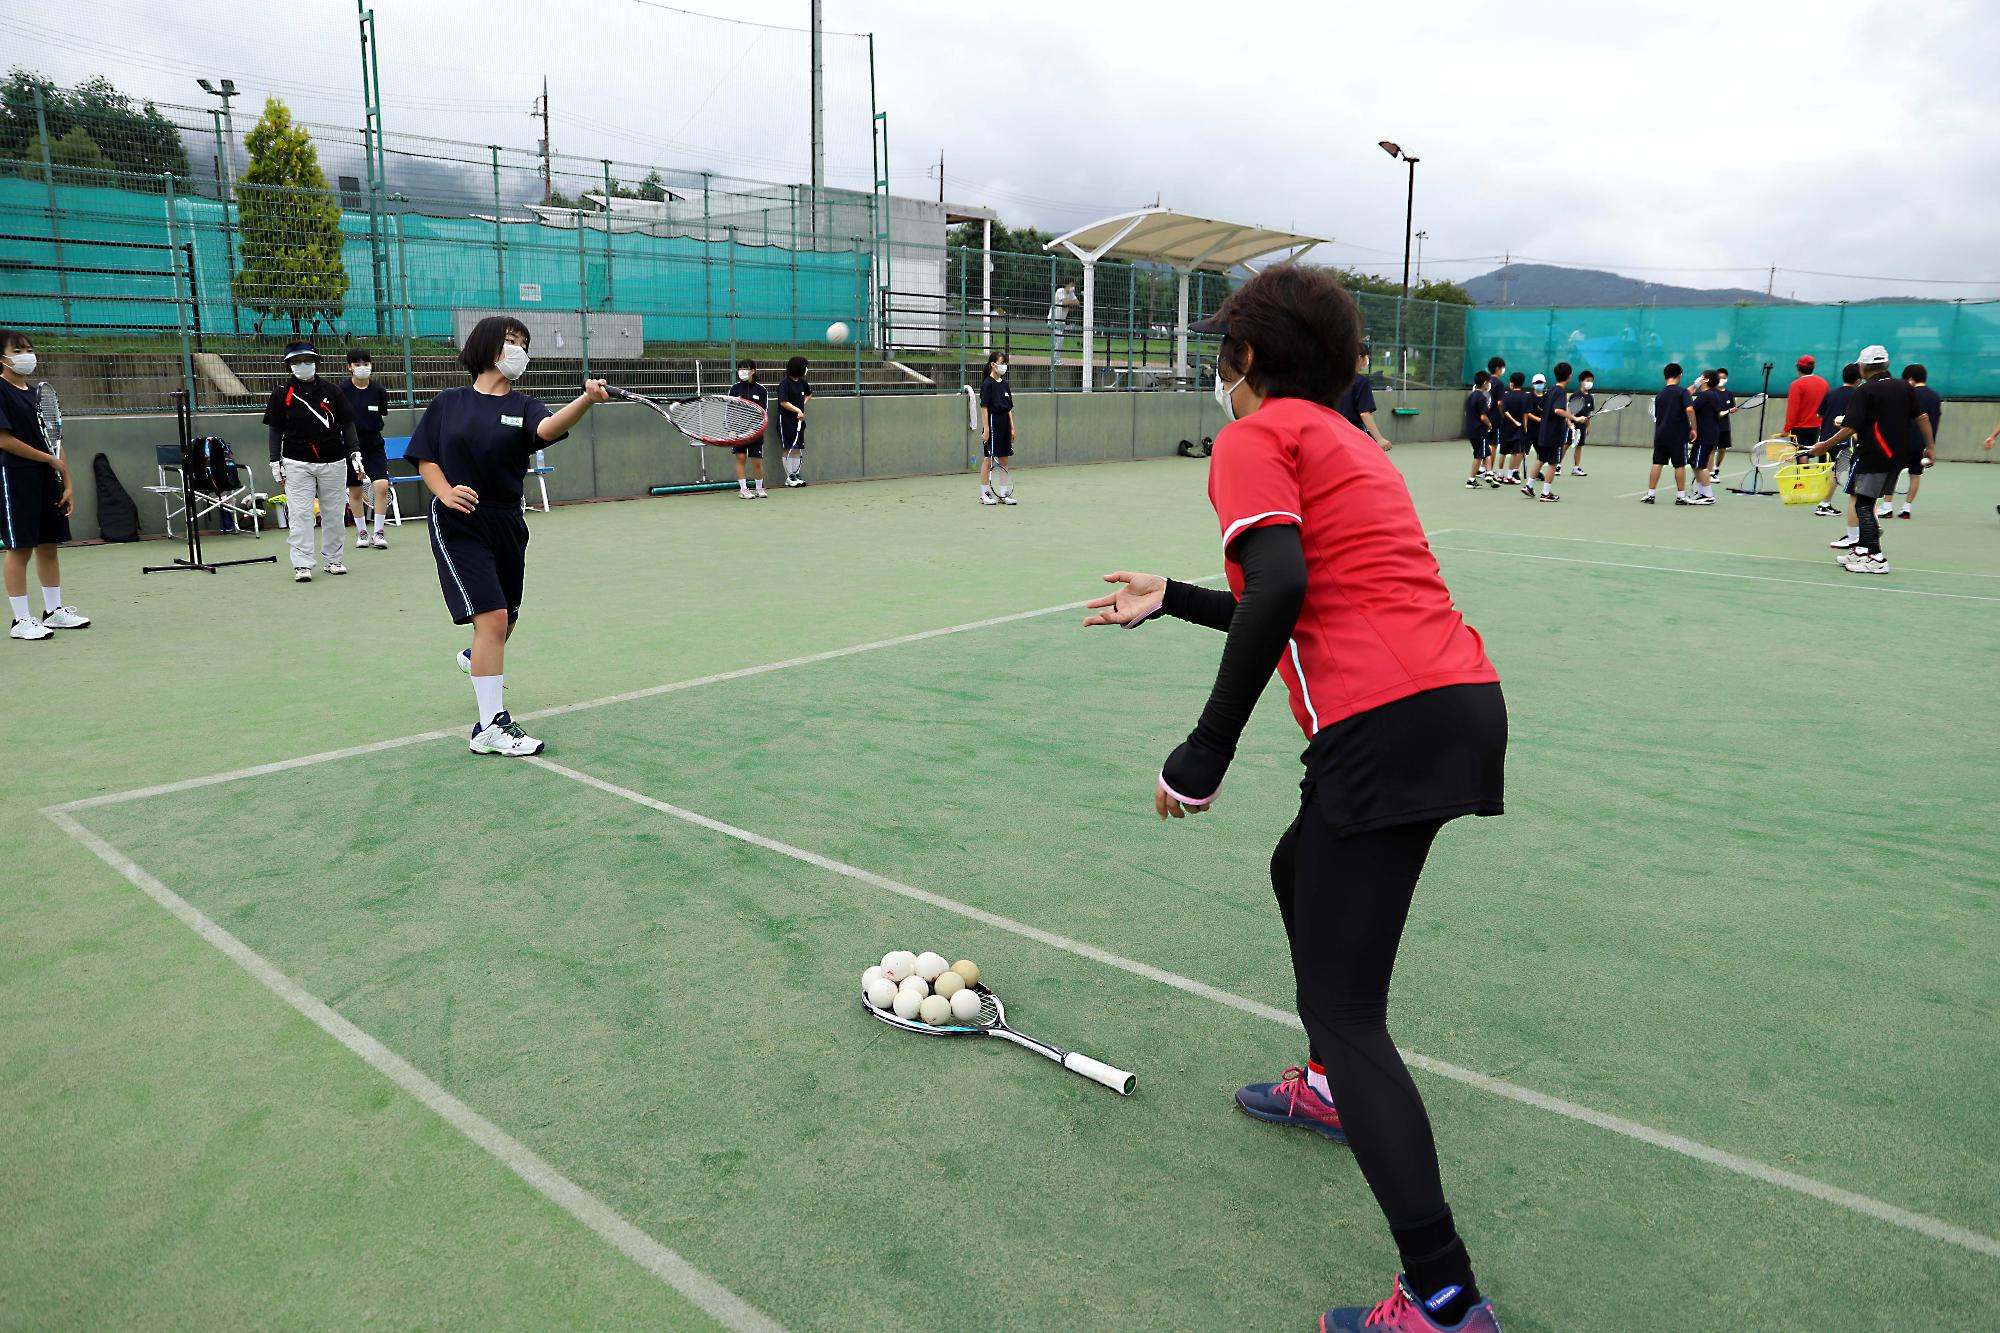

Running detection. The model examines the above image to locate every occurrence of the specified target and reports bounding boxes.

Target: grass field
[5,442,1998,1330]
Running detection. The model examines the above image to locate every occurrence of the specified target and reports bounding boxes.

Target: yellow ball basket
[1776,461,1834,505]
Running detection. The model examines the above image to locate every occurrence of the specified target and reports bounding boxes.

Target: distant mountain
[1465,263,1798,308]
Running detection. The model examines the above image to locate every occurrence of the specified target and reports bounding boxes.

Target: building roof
[1043,207,1328,271]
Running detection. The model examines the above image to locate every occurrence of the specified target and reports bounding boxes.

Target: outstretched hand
[1082,570,1167,627]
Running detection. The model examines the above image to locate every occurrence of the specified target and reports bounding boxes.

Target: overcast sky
[10,0,1998,301]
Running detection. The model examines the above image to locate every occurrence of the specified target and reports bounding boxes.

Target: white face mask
[1580,380,1593,391]
[496,344,530,380]
[1214,373,1244,422]
[1718,378,1728,388]
[351,365,372,382]
[5,352,36,377]
[995,363,1008,378]
[290,361,317,382]
[737,369,752,382]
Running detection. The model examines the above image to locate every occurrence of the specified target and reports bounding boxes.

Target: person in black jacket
[264,340,359,582]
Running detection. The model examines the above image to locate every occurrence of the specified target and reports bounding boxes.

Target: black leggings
[1270,804,1450,1231]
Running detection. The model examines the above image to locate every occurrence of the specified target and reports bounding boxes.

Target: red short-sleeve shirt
[1207,396,1499,737]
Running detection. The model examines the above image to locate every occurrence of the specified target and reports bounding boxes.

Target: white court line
[529,757,2000,1264]
[43,809,785,1333]
[1431,543,2000,604]
[50,589,1218,815]
[1439,528,2000,580]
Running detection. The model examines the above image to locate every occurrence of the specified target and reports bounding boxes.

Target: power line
[628,0,869,38]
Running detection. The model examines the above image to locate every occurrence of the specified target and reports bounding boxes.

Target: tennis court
[9,443,1999,1329]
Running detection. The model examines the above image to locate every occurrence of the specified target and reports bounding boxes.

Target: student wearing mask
[412,316,607,755]
[1497,372,1531,481]
[730,358,768,499]
[1081,262,1505,1333]
[1641,362,1696,505]
[1710,367,1737,484]
[777,355,811,487]
[1521,372,1547,477]
[1688,370,1725,503]
[1810,345,1933,575]
[1893,364,1941,519]
[264,340,360,581]
[1568,370,1596,476]
[978,350,1016,506]
[1482,356,1507,476]
[1462,370,1494,489]
[1522,363,1575,502]
[0,329,89,640]
[337,347,392,549]
[1335,346,1393,451]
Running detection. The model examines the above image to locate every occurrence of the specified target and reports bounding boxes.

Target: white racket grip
[1063,1051,1136,1095]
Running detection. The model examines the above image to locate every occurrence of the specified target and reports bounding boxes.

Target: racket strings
[668,396,767,445]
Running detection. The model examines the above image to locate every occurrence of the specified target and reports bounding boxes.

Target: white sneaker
[324,563,348,575]
[1829,534,1859,550]
[738,488,755,500]
[40,605,91,629]
[980,491,998,506]
[469,710,544,756]
[456,647,472,674]
[294,568,313,582]
[370,532,388,548]
[1687,494,1715,505]
[10,617,52,641]
[754,487,767,498]
[1812,503,1841,517]
[1571,467,1587,476]
[1000,493,1017,505]
[1844,552,1890,575]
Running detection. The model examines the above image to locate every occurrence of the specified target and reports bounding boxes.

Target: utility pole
[1766,264,1776,299]
[810,0,824,246]
[533,76,552,203]
[1500,250,1511,305]
[938,150,944,204]
[1414,230,1428,289]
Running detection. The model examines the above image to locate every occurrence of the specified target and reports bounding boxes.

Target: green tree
[231,97,348,337]
[1414,277,1472,306]
[1,69,188,182]
[21,126,114,183]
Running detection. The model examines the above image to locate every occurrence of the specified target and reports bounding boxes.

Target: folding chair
[154,443,269,536]
[525,449,554,513]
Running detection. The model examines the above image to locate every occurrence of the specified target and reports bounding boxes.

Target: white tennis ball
[951,960,980,989]
[826,321,850,345]
[880,950,917,983]
[865,977,899,1010]
[914,951,948,982]
[949,987,982,1022]
[933,970,965,1000]
[919,993,953,1026]
[897,976,929,1001]
[892,986,924,1020]
[862,965,886,991]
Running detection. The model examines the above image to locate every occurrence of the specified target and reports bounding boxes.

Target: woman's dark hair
[984,350,1006,374]
[0,328,32,353]
[1473,369,1490,386]
[1553,360,1573,381]
[1902,363,1927,382]
[1841,362,1861,384]
[786,355,808,378]
[460,315,531,378]
[1663,362,1683,379]
[737,357,756,374]
[1211,264,1362,409]
[346,346,372,365]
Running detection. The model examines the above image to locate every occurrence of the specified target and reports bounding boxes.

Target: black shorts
[1652,437,1689,468]
[428,502,528,625]
[1467,435,1491,459]
[1691,437,1720,470]
[778,415,805,449]
[1792,425,1820,451]
[1906,456,1926,477]
[351,442,390,487]
[732,438,764,459]
[985,432,1014,460]
[1533,441,1562,465]
[0,464,71,549]
[1299,682,1507,836]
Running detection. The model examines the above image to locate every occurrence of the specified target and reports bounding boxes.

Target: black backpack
[93,452,140,542]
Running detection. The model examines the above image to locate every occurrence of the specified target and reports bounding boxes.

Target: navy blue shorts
[985,431,1014,459]
[779,415,805,450]
[732,438,764,459]
[1692,437,1719,471]
[1652,437,1689,468]
[428,502,527,625]
[351,442,390,487]
[0,464,71,549]
[1467,435,1491,459]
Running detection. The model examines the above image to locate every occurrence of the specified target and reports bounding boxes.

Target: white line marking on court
[528,758,2000,1264]
[43,808,786,1333]
[1431,544,2000,603]
[49,584,1212,815]
[1439,527,2000,579]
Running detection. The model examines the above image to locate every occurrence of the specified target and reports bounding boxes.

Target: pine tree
[231,97,348,337]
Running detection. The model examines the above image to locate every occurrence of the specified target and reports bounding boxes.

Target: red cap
[1796,355,1815,371]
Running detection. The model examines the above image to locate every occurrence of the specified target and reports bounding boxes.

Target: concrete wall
[56,389,1226,543]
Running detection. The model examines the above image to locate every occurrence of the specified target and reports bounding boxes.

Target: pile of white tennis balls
[863,950,983,1025]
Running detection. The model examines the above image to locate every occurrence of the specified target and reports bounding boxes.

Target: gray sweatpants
[284,459,348,570]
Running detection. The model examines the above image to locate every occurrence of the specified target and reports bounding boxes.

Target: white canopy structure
[1043,209,1329,390]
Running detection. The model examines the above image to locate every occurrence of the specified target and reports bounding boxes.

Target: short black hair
[0,328,31,353]
[1663,362,1683,379]
[1209,264,1362,410]
[1578,368,1594,380]
[786,355,808,379]
[1473,369,1490,386]
[460,315,531,378]
[1487,355,1506,373]
[1553,361,1573,381]
[346,346,372,365]
[1714,366,1729,378]
[1902,363,1927,383]
[1509,371,1525,387]
[737,357,756,372]
[1841,362,1861,384]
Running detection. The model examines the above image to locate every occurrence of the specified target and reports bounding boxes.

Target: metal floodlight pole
[810,0,824,247]
[1379,139,1418,384]
[30,86,71,327]
[197,77,242,332]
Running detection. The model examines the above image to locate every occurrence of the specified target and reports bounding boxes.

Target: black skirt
[1298,682,1507,836]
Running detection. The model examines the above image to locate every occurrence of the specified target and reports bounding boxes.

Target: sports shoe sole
[1233,1092,1350,1143]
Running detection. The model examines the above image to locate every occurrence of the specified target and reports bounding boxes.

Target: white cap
[1858,344,1889,366]
[1531,372,1546,383]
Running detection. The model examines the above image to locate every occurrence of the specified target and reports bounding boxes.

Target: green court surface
[5,443,1998,1330]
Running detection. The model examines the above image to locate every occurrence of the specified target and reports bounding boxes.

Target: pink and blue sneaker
[1321,1273,1502,1332]
[1234,1064,1347,1143]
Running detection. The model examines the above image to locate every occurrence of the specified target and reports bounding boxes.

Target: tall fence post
[393,201,415,408]
[701,171,713,344]
[851,237,863,396]
[1429,300,1439,387]
[490,145,506,302]
[162,174,196,408]
[576,215,591,380]
[600,159,615,310]
[789,184,799,345]
[956,252,967,393]
[210,107,241,334]
[726,224,738,370]
[31,87,73,328]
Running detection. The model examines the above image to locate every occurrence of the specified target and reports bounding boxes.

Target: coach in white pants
[262,340,360,583]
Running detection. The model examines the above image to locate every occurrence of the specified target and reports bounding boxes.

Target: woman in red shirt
[1084,265,1506,1332]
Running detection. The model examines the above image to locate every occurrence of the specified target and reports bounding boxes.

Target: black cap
[282,339,318,361]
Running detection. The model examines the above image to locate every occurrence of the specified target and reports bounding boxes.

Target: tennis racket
[1593,393,1635,415]
[990,457,1013,500]
[33,381,62,464]
[864,984,1135,1095]
[1722,392,1766,416]
[603,384,767,447]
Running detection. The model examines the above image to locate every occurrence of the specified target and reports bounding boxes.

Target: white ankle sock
[472,675,504,728]
[1846,526,1860,539]
[9,594,30,622]
[1306,1063,1332,1101]
[42,586,61,613]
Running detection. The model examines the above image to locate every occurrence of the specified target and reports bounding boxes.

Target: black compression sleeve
[1163,578,1236,631]
[267,424,282,463]
[342,420,360,454]
[1160,524,1307,801]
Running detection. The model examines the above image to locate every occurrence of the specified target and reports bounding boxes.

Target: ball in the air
[897,976,929,1002]
[892,986,924,1020]
[826,321,850,345]
[951,960,981,989]
[865,977,899,1010]
[914,951,948,982]
[919,993,953,1025]
[949,987,982,1022]
[933,970,965,1000]
[881,950,917,982]
[862,965,886,991]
